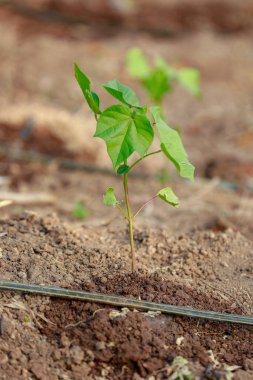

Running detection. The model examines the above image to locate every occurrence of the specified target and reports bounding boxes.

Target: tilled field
[0,3,252,379]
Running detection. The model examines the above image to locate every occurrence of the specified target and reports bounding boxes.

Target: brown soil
[3,0,253,36]
[0,212,252,380]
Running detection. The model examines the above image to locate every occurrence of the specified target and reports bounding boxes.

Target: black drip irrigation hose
[0,281,252,325]
[0,146,150,179]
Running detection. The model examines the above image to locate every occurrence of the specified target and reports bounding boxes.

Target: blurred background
[0,0,253,235]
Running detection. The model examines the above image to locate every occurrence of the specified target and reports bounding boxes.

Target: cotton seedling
[75,64,194,271]
[126,48,201,109]
[72,200,89,220]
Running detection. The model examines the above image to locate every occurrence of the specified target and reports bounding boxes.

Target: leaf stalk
[128,149,162,172]
[133,195,157,219]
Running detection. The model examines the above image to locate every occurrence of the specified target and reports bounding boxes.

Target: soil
[0,212,252,380]
[0,2,253,379]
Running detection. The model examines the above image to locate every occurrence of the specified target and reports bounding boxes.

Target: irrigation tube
[0,281,252,325]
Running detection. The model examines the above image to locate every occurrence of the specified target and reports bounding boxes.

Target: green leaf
[126,48,150,79]
[103,187,119,207]
[177,68,201,97]
[95,104,154,168]
[150,106,195,181]
[155,57,176,79]
[72,201,89,220]
[132,105,147,116]
[143,68,171,103]
[91,91,100,108]
[86,91,101,115]
[103,79,139,107]
[117,164,129,175]
[75,63,90,89]
[169,356,193,380]
[23,315,30,323]
[157,187,179,208]
[74,64,101,114]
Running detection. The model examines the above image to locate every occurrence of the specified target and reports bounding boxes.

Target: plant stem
[123,170,135,272]
[128,149,162,172]
[122,149,162,271]
[133,195,157,219]
[122,150,162,271]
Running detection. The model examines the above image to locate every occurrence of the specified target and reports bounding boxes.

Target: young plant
[126,48,201,109]
[72,200,89,220]
[75,64,194,271]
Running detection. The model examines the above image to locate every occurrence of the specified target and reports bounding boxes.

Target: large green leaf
[177,68,201,97]
[150,106,195,181]
[126,48,150,79]
[74,64,101,114]
[103,187,119,207]
[95,104,154,168]
[103,80,139,107]
[157,187,179,208]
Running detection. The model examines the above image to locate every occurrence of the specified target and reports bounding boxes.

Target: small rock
[0,353,8,365]
[10,347,22,360]
[86,350,95,360]
[70,345,84,364]
[176,336,185,346]
[53,349,62,360]
[60,333,71,348]
[96,341,106,351]
[245,358,253,371]
[71,362,91,377]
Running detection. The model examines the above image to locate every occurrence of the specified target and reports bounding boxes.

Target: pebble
[18,271,27,280]
[0,353,8,365]
[53,349,61,360]
[95,341,106,351]
[245,358,253,371]
[100,276,108,284]
[86,350,95,360]
[10,347,22,360]
[70,345,84,365]
[60,333,71,348]
[64,274,74,283]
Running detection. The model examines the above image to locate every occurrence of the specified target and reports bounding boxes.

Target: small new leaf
[126,48,150,79]
[95,104,154,168]
[177,68,201,97]
[117,164,129,175]
[74,64,101,115]
[150,106,195,181]
[103,79,139,107]
[103,187,119,207]
[169,356,193,380]
[157,187,179,208]
[91,91,100,108]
